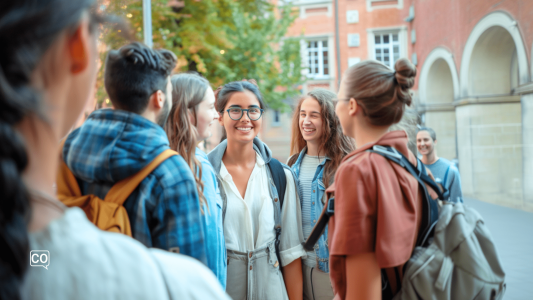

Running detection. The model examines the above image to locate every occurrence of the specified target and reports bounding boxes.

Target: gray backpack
[393,203,506,300]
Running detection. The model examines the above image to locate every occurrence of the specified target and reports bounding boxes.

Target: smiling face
[192,86,218,141]
[416,130,436,156]
[299,97,324,147]
[219,90,262,144]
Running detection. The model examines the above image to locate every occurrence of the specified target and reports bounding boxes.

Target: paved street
[465,198,533,300]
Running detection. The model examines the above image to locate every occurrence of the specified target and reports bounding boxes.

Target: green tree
[97,0,303,111]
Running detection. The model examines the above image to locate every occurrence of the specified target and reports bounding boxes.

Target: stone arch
[419,47,459,104]
[456,11,525,207]
[418,48,459,160]
[460,11,529,97]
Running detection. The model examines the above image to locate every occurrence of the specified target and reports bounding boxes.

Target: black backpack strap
[267,158,287,265]
[303,196,334,251]
[267,158,287,208]
[367,145,440,247]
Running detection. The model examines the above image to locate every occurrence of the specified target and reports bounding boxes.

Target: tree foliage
[97,0,303,111]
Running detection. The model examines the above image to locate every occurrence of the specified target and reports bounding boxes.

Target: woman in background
[287,88,354,300]
[165,72,227,288]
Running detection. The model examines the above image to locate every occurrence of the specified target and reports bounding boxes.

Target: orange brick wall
[413,0,533,90]
[286,0,413,91]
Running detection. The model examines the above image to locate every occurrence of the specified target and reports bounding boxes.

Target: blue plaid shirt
[63,109,207,264]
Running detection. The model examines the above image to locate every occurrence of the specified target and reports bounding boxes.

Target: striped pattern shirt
[300,154,324,267]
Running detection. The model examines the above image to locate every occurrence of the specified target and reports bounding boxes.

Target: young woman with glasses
[287,89,354,300]
[207,80,305,300]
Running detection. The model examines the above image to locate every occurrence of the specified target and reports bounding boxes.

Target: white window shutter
[346,10,359,24]
[348,34,360,47]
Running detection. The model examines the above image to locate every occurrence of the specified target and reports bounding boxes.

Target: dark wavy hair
[0,1,105,299]
[287,89,355,188]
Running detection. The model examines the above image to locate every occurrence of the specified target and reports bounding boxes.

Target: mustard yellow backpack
[56,145,177,236]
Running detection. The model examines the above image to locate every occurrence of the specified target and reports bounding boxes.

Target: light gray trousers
[226,240,288,300]
[302,264,334,300]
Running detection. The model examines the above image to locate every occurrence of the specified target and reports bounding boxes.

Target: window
[307,40,329,79]
[272,110,281,127]
[366,0,403,12]
[374,33,400,69]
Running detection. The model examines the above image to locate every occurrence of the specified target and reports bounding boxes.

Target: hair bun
[394,58,417,90]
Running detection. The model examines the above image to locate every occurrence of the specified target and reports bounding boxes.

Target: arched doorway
[419,48,459,162]
[458,12,527,208]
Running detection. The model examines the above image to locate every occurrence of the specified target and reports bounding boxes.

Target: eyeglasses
[225,107,264,121]
[332,98,351,104]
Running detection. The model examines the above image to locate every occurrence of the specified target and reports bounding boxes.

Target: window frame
[366,0,404,12]
[272,110,281,127]
[306,39,330,79]
[367,26,408,70]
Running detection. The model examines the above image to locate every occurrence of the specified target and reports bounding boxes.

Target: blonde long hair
[164,73,208,212]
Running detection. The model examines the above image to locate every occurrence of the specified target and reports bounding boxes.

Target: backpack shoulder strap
[56,139,83,200]
[105,149,178,205]
[367,145,440,247]
[267,158,287,208]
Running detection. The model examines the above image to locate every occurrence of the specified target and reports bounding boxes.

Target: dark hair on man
[104,42,177,114]
[418,126,437,141]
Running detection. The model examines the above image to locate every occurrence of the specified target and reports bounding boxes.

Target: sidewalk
[465,198,533,300]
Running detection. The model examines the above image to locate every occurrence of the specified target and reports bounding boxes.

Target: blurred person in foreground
[416,127,463,203]
[165,73,227,287]
[61,41,208,262]
[0,1,227,299]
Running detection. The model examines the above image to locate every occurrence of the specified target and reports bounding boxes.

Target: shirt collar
[219,151,264,182]
[297,146,331,166]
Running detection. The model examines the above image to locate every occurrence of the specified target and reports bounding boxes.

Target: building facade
[273,0,533,211]
[414,0,533,212]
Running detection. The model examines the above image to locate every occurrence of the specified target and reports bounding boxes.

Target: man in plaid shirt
[61,42,206,264]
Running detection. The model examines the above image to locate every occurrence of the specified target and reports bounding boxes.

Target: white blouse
[220,153,306,267]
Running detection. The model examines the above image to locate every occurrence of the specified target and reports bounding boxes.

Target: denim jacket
[290,147,330,273]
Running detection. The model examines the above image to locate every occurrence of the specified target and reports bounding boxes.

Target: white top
[22,207,230,300]
[220,153,306,267]
[299,154,324,267]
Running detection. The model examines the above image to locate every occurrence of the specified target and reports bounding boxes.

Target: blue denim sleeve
[151,174,207,265]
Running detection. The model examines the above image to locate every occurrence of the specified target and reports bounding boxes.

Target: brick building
[268,0,533,211]
[413,0,533,211]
